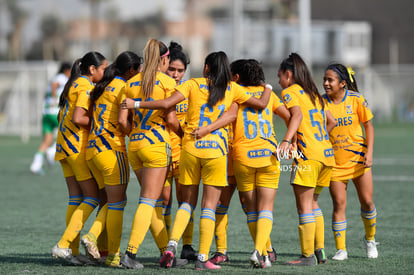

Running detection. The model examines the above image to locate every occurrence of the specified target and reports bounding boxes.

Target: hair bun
[169,41,182,52]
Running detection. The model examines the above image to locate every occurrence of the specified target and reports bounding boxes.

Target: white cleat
[363,237,379,259]
[332,249,348,260]
[52,244,82,265]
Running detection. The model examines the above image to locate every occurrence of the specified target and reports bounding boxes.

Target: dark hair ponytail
[279,52,324,109]
[92,51,142,103]
[58,51,106,108]
[230,59,264,86]
[326,63,359,92]
[169,41,190,70]
[204,51,231,106]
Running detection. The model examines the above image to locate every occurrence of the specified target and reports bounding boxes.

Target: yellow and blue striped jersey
[86,76,128,160]
[170,79,188,162]
[281,84,335,166]
[323,90,373,168]
[55,75,94,160]
[177,78,251,158]
[126,72,176,152]
[232,88,284,167]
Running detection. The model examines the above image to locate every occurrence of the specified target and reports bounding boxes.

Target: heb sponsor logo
[130,133,146,141]
[195,140,219,149]
[248,149,272,158]
[324,148,334,157]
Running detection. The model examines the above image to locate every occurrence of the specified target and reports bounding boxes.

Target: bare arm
[121,91,186,110]
[362,120,374,168]
[118,107,132,135]
[325,109,336,133]
[274,104,291,127]
[50,81,60,100]
[166,106,183,138]
[72,106,90,127]
[192,103,238,139]
[243,85,272,110]
[278,105,303,153]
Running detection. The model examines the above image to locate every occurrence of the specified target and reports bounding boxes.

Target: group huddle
[49,38,378,270]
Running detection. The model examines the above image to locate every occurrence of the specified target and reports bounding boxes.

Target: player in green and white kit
[30,62,71,174]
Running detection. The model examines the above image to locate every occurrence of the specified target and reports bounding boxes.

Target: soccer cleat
[263,255,272,268]
[195,259,221,270]
[180,244,197,261]
[209,251,229,264]
[249,249,265,268]
[52,244,82,265]
[268,247,277,262]
[160,244,176,268]
[120,253,144,269]
[315,248,327,264]
[81,233,101,261]
[105,254,123,268]
[363,236,379,259]
[285,254,317,266]
[75,254,96,265]
[332,249,348,261]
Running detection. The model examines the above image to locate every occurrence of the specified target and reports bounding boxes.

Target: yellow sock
[150,199,169,254]
[255,210,273,255]
[199,208,216,261]
[89,204,108,240]
[182,211,195,246]
[107,199,127,255]
[332,220,347,251]
[126,197,156,256]
[298,213,316,257]
[266,238,272,252]
[361,206,377,241]
[67,195,83,255]
[215,204,229,254]
[97,228,108,255]
[163,205,172,237]
[170,202,194,243]
[58,196,99,248]
[313,208,324,250]
[246,211,257,242]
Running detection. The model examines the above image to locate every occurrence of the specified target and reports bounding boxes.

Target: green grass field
[1,122,413,274]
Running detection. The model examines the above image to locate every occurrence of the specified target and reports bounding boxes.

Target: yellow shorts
[87,150,129,188]
[60,153,92,181]
[331,165,371,183]
[290,159,332,188]
[233,157,280,192]
[167,160,180,179]
[179,149,228,187]
[129,142,171,171]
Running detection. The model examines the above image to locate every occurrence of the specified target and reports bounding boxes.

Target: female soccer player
[121,51,272,270]
[164,41,197,261]
[323,64,377,260]
[118,39,184,269]
[230,59,290,268]
[80,51,142,267]
[52,52,107,265]
[277,53,336,266]
[30,62,71,175]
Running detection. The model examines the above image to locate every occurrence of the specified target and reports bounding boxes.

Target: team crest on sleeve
[346,104,353,114]
[363,99,369,108]
[86,90,91,97]
[283,94,291,104]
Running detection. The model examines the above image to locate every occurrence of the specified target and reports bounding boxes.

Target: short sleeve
[281,89,299,109]
[176,79,195,99]
[231,82,251,104]
[357,94,374,123]
[76,83,93,110]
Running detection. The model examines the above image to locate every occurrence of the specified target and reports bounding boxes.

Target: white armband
[265,84,273,90]
[134,101,140,109]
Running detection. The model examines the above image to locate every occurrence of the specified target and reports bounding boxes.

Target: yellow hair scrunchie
[347,67,355,83]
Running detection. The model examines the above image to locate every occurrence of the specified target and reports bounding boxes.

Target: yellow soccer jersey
[170,79,188,162]
[233,88,284,168]
[281,84,334,166]
[86,76,128,160]
[126,72,175,152]
[323,90,373,169]
[177,78,251,159]
[56,76,94,161]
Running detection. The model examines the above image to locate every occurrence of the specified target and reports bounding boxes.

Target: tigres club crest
[346,104,353,114]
